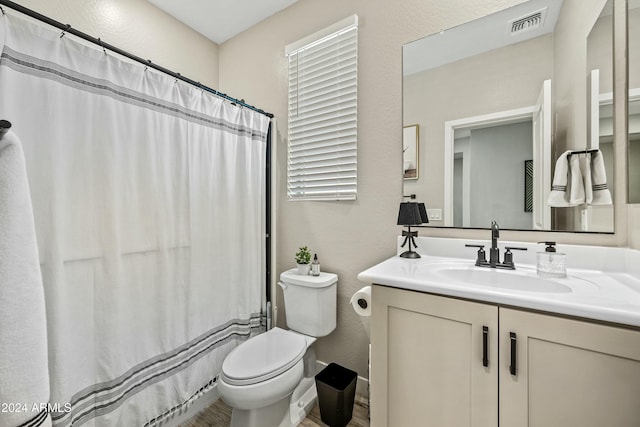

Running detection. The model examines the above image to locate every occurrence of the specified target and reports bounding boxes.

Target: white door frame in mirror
[444,82,552,229]
[590,69,601,151]
[532,79,552,230]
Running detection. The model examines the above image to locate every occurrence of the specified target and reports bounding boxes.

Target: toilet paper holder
[350,286,372,317]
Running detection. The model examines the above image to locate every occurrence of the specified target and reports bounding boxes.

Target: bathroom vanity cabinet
[370,285,640,427]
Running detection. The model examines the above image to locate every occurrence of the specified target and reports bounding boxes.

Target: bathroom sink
[413,260,603,294]
[432,266,572,293]
[358,240,640,328]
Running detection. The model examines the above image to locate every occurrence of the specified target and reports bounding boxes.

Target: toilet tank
[279,269,337,337]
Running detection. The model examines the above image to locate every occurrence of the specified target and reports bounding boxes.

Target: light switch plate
[427,209,442,221]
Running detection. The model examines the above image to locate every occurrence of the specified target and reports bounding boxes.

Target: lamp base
[399,250,421,259]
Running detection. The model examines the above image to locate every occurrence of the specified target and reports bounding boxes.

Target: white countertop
[357,237,640,328]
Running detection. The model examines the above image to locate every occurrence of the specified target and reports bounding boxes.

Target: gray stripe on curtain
[0,48,267,141]
[17,408,49,427]
[51,315,263,426]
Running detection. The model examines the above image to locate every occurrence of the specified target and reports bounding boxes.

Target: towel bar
[567,148,599,156]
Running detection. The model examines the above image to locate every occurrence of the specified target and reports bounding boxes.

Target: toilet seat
[221,328,307,386]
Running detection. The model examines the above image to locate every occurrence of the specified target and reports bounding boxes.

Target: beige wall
[9,0,219,88]
[218,0,529,379]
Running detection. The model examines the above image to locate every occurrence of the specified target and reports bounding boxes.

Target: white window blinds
[286,15,358,201]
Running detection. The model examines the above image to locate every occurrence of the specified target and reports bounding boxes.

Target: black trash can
[315,362,358,427]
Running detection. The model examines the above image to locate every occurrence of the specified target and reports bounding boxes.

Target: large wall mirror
[630,0,640,203]
[403,0,615,232]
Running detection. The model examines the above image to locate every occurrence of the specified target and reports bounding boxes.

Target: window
[286,15,358,201]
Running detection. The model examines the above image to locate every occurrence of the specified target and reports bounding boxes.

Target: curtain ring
[98,38,107,55]
[144,59,151,72]
[59,24,71,38]
[174,72,181,84]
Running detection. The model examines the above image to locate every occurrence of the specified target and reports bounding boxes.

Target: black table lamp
[397,202,429,258]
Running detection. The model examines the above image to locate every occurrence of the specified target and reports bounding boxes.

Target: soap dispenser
[311,254,320,276]
[536,242,566,278]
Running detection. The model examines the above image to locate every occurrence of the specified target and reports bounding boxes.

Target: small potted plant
[295,246,312,275]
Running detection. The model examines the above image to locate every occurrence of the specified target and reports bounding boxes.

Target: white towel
[568,153,585,205]
[579,153,593,204]
[547,150,577,207]
[590,150,613,205]
[0,131,52,427]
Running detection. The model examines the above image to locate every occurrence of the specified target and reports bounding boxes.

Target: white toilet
[218,269,338,427]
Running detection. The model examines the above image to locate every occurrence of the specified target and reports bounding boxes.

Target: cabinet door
[499,308,640,427]
[371,285,498,427]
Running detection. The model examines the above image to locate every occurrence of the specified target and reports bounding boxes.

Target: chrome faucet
[465,220,527,269]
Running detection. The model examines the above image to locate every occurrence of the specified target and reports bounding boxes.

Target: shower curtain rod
[0,0,274,119]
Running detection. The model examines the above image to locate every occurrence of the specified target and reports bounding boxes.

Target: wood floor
[180,396,369,427]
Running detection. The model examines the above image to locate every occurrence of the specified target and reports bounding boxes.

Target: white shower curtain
[0,12,269,427]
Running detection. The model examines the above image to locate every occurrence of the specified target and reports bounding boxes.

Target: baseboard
[315,360,369,399]
[161,383,220,427]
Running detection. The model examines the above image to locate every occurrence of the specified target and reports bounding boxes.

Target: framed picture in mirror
[403,124,419,180]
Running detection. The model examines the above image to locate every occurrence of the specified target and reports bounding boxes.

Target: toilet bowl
[218,327,314,427]
[218,269,338,427]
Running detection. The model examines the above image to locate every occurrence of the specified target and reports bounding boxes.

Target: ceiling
[147,0,298,44]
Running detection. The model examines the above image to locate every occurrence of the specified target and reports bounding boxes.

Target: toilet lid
[221,328,307,386]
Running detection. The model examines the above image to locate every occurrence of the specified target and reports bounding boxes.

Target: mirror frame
[628,0,640,203]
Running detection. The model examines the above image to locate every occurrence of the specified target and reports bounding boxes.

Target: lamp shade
[398,202,423,226]
[417,202,429,224]
[397,202,429,226]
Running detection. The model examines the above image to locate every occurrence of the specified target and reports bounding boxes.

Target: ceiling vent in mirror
[509,8,547,35]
